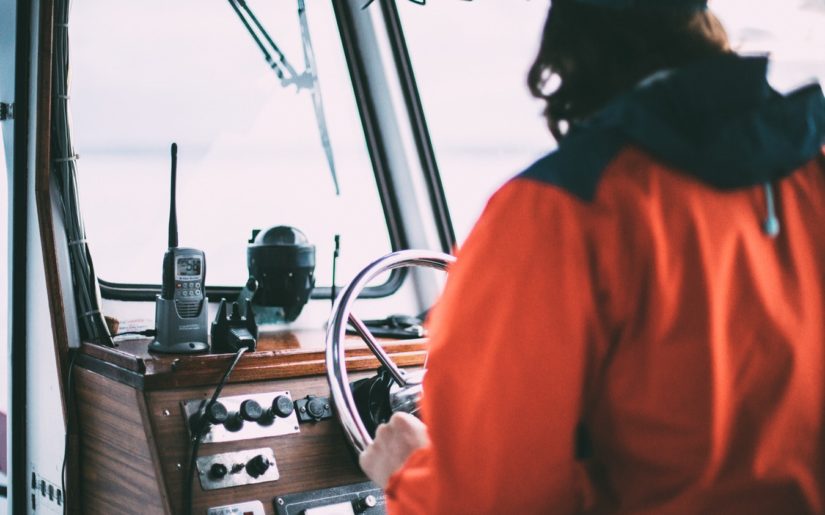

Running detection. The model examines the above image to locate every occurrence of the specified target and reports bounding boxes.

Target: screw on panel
[277,498,285,505]
[162,409,171,416]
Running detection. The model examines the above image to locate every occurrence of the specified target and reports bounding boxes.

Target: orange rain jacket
[386,55,825,514]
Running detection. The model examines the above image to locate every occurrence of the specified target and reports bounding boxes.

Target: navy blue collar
[577,54,825,189]
[520,54,825,201]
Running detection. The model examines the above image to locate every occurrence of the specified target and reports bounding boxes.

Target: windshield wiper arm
[298,0,340,195]
[226,0,340,195]
[227,0,296,83]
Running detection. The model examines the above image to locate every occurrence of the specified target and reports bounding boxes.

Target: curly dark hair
[528,2,730,140]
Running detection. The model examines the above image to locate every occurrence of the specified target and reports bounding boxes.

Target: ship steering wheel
[325,249,455,454]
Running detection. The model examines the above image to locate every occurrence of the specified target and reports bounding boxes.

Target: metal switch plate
[207,500,265,515]
[197,447,279,491]
[183,390,300,443]
[275,481,385,515]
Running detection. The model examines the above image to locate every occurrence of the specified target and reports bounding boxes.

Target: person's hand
[359,412,430,488]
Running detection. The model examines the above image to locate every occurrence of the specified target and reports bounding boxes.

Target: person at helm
[360,0,825,513]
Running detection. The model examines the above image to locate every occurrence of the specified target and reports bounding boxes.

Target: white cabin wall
[24,0,66,511]
[1,109,9,515]
[26,165,65,515]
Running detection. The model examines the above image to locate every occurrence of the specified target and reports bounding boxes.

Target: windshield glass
[398,0,825,245]
[398,1,553,244]
[714,0,825,91]
[70,0,391,289]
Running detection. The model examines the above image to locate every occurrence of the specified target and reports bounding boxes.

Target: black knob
[240,399,264,421]
[271,395,294,418]
[206,402,228,425]
[307,397,326,419]
[353,495,378,513]
[245,454,271,478]
[224,412,244,432]
[209,463,228,479]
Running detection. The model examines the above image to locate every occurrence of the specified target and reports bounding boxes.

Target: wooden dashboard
[73,329,426,514]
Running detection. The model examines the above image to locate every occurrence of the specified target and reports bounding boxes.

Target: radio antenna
[169,142,179,248]
[331,234,340,308]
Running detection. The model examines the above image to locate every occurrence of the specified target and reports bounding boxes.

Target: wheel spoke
[348,313,411,386]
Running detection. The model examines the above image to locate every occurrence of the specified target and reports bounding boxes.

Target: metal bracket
[0,102,13,121]
[182,390,300,443]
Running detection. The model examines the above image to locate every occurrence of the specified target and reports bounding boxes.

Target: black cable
[183,347,248,515]
[61,350,77,515]
[113,329,156,338]
[53,0,114,348]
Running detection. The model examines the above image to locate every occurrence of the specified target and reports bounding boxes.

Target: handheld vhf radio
[149,143,210,354]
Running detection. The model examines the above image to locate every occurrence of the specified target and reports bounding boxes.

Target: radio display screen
[176,257,202,277]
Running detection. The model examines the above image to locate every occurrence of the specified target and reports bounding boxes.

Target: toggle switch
[353,495,377,513]
[209,463,228,479]
[245,454,271,478]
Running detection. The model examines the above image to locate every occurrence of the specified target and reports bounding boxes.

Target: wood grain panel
[76,327,426,513]
[80,329,427,390]
[75,368,167,514]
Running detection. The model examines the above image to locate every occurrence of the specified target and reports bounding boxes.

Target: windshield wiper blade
[226,0,340,195]
[298,0,340,195]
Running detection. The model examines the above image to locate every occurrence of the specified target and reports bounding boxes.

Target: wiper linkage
[227,0,341,195]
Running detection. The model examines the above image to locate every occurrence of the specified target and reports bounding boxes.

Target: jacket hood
[584,54,825,189]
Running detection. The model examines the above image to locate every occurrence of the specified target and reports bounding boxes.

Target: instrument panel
[149,372,384,514]
[73,333,426,514]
